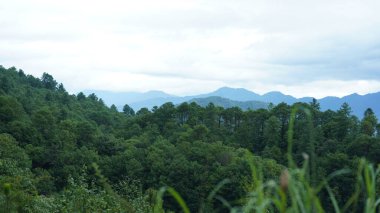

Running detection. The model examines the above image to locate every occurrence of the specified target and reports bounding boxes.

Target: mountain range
[84,87,380,119]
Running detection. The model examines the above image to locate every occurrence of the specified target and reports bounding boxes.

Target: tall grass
[155,105,380,212]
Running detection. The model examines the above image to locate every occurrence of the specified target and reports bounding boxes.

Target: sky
[1,0,380,98]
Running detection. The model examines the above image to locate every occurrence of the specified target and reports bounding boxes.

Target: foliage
[0,66,380,212]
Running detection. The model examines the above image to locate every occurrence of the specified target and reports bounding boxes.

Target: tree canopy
[0,66,379,212]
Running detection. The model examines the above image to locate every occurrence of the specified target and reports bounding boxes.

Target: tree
[41,73,57,90]
[123,104,135,117]
[361,108,378,136]
[0,96,24,123]
[88,93,98,101]
[2,66,380,212]
[327,102,356,141]
[271,102,290,149]
[32,107,56,140]
[310,98,322,127]
[154,102,177,134]
[191,124,209,141]
[57,83,66,92]
[136,107,150,116]
[177,102,190,125]
[0,133,31,168]
[110,104,118,112]
[77,92,86,101]
[0,76,12,93]
[203,103,218,130]
[263,116,281,147]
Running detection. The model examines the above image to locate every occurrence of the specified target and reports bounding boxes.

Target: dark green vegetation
[0,65,379,212]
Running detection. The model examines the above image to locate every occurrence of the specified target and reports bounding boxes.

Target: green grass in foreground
[154,106,380,213]
[1,106,379,212]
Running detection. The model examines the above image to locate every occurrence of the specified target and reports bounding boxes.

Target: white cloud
[1,0,380,97]
[244,80,380,99]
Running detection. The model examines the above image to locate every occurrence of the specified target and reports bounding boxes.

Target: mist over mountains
[85,87,380,119]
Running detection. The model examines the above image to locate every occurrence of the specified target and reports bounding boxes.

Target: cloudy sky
[1,0,380,98]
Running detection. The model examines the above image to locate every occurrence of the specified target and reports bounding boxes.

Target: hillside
[1,66,380,212]
[83,90,176,110]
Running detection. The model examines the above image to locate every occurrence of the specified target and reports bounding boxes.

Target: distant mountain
[319,92,380,118]
[188,96,269,110]
[88,87,380,118]
[197,87,261,101]
[261,91,300,104]
[83,90,175,110]
[87,87,264,111]
[129,97,186,111]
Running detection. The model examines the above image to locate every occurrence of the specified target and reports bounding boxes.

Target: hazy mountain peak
[215,86,253,93]
[205,87,260,101]
[87,87,380,119]
[344,93,361,98]
[263,91,286,96]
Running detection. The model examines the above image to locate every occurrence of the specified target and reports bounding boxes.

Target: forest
[0,65,380,212]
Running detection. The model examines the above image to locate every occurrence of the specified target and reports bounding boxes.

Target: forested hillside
[0,65,380,212]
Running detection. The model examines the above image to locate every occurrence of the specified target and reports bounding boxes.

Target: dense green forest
[0,65,379,212]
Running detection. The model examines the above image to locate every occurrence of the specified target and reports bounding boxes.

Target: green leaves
[1,66,380,212]
[154,186,190,213]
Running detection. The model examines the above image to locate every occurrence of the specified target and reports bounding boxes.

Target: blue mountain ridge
[86,87,380,119]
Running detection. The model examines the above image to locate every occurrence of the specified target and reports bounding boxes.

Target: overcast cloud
[1,0,380,98]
